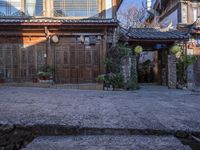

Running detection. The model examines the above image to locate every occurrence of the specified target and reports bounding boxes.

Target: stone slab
[0,86,200,133]
[23,135,191,150]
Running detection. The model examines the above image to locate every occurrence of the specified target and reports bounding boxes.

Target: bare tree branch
[118,1,147,29]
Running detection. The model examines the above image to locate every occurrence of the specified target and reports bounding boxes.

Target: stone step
[1,82,103,90]
[22,135,191,150]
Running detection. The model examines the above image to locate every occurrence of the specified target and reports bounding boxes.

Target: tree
[118,1,147,29]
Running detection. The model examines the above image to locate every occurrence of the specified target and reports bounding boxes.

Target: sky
[119,0,144,12]
[121,0,143,8]
[118,0,145,14]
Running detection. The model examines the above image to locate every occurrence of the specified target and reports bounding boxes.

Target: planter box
[38,79,53,84]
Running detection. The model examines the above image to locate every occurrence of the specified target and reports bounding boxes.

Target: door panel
[54,37,100,83]
[0,37,101,83]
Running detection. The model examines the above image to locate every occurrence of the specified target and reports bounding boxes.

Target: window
[54,0,99,17]
[25,0,43,16]
[193,8,198,22]
[0,0,21,16]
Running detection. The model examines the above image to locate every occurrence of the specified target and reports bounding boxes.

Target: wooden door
[0,44,20,82]
[20,44,45,82]
[84,44,100,83]
[54,37,100,84]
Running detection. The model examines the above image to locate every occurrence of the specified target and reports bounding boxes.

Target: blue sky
[119,0,144,11]
[122,0,143,7]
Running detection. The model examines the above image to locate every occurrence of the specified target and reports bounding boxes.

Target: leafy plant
[177,54,197,85]
[109,73,124,89]
[37,65,55,79]
[104,58,114,73]
[97,73,124,89]
[126,79,139,90]
[118,44,132,58]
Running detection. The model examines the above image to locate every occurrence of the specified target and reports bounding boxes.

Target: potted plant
[37,65,55,83]
[96,74,105,85]
[0,73,4,84]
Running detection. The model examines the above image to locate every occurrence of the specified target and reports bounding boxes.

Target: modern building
[0,0,122,84]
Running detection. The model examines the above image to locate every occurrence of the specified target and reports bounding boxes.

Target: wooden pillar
[45,0,53,17]
[112,0,117,18]
[100,27,107,74]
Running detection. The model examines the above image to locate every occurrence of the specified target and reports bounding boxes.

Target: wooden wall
[0,26,110,83]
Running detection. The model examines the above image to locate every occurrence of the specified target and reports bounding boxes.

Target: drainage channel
[0,124,200,150]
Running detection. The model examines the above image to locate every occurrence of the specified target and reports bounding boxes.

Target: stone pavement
[0,86,200,149]
[0,86,199,132]
[23,135,191,150]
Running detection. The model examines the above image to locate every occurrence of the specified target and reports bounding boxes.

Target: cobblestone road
[0,86,199,133]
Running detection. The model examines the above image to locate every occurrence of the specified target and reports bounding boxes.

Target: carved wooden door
[84,44,100,83]
[20,44,45,82]
[54,38,100,83]
[0,44,20,82]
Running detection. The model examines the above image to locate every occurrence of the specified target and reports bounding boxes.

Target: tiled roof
[191,18,200,30]
[0,18,118,25]
[120,27,189,41]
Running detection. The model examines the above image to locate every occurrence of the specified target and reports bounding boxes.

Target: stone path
[0,86,199,132]
[23,135,191,150]
[0,86,200,149]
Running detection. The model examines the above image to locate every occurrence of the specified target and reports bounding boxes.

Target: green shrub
[109,73,124,89]
[37,65,55,78]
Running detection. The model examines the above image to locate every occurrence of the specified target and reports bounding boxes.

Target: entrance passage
[138,51,159,84]
[54,37,101,84]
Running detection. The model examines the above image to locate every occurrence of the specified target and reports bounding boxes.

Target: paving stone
[22,135,191,150]
[0,86,199,133]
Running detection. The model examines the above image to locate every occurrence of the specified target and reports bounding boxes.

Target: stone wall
[168,55,177,89]
[121,56,132,83]
[187,48,195,89]
[0,124,34,150]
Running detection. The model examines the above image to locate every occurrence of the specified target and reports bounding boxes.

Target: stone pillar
[121,56,131,83]
[131,55,138,84]
[187,49,195,89]
[168,55,177,89]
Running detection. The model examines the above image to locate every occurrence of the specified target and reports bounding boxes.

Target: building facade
[146,0,200,87]
[0,0,122,84]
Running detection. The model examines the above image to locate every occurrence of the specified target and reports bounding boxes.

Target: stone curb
[1,124,200,150]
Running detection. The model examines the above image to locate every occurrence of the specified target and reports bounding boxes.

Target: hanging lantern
[134,45,143,55]
[170,45,181,54]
